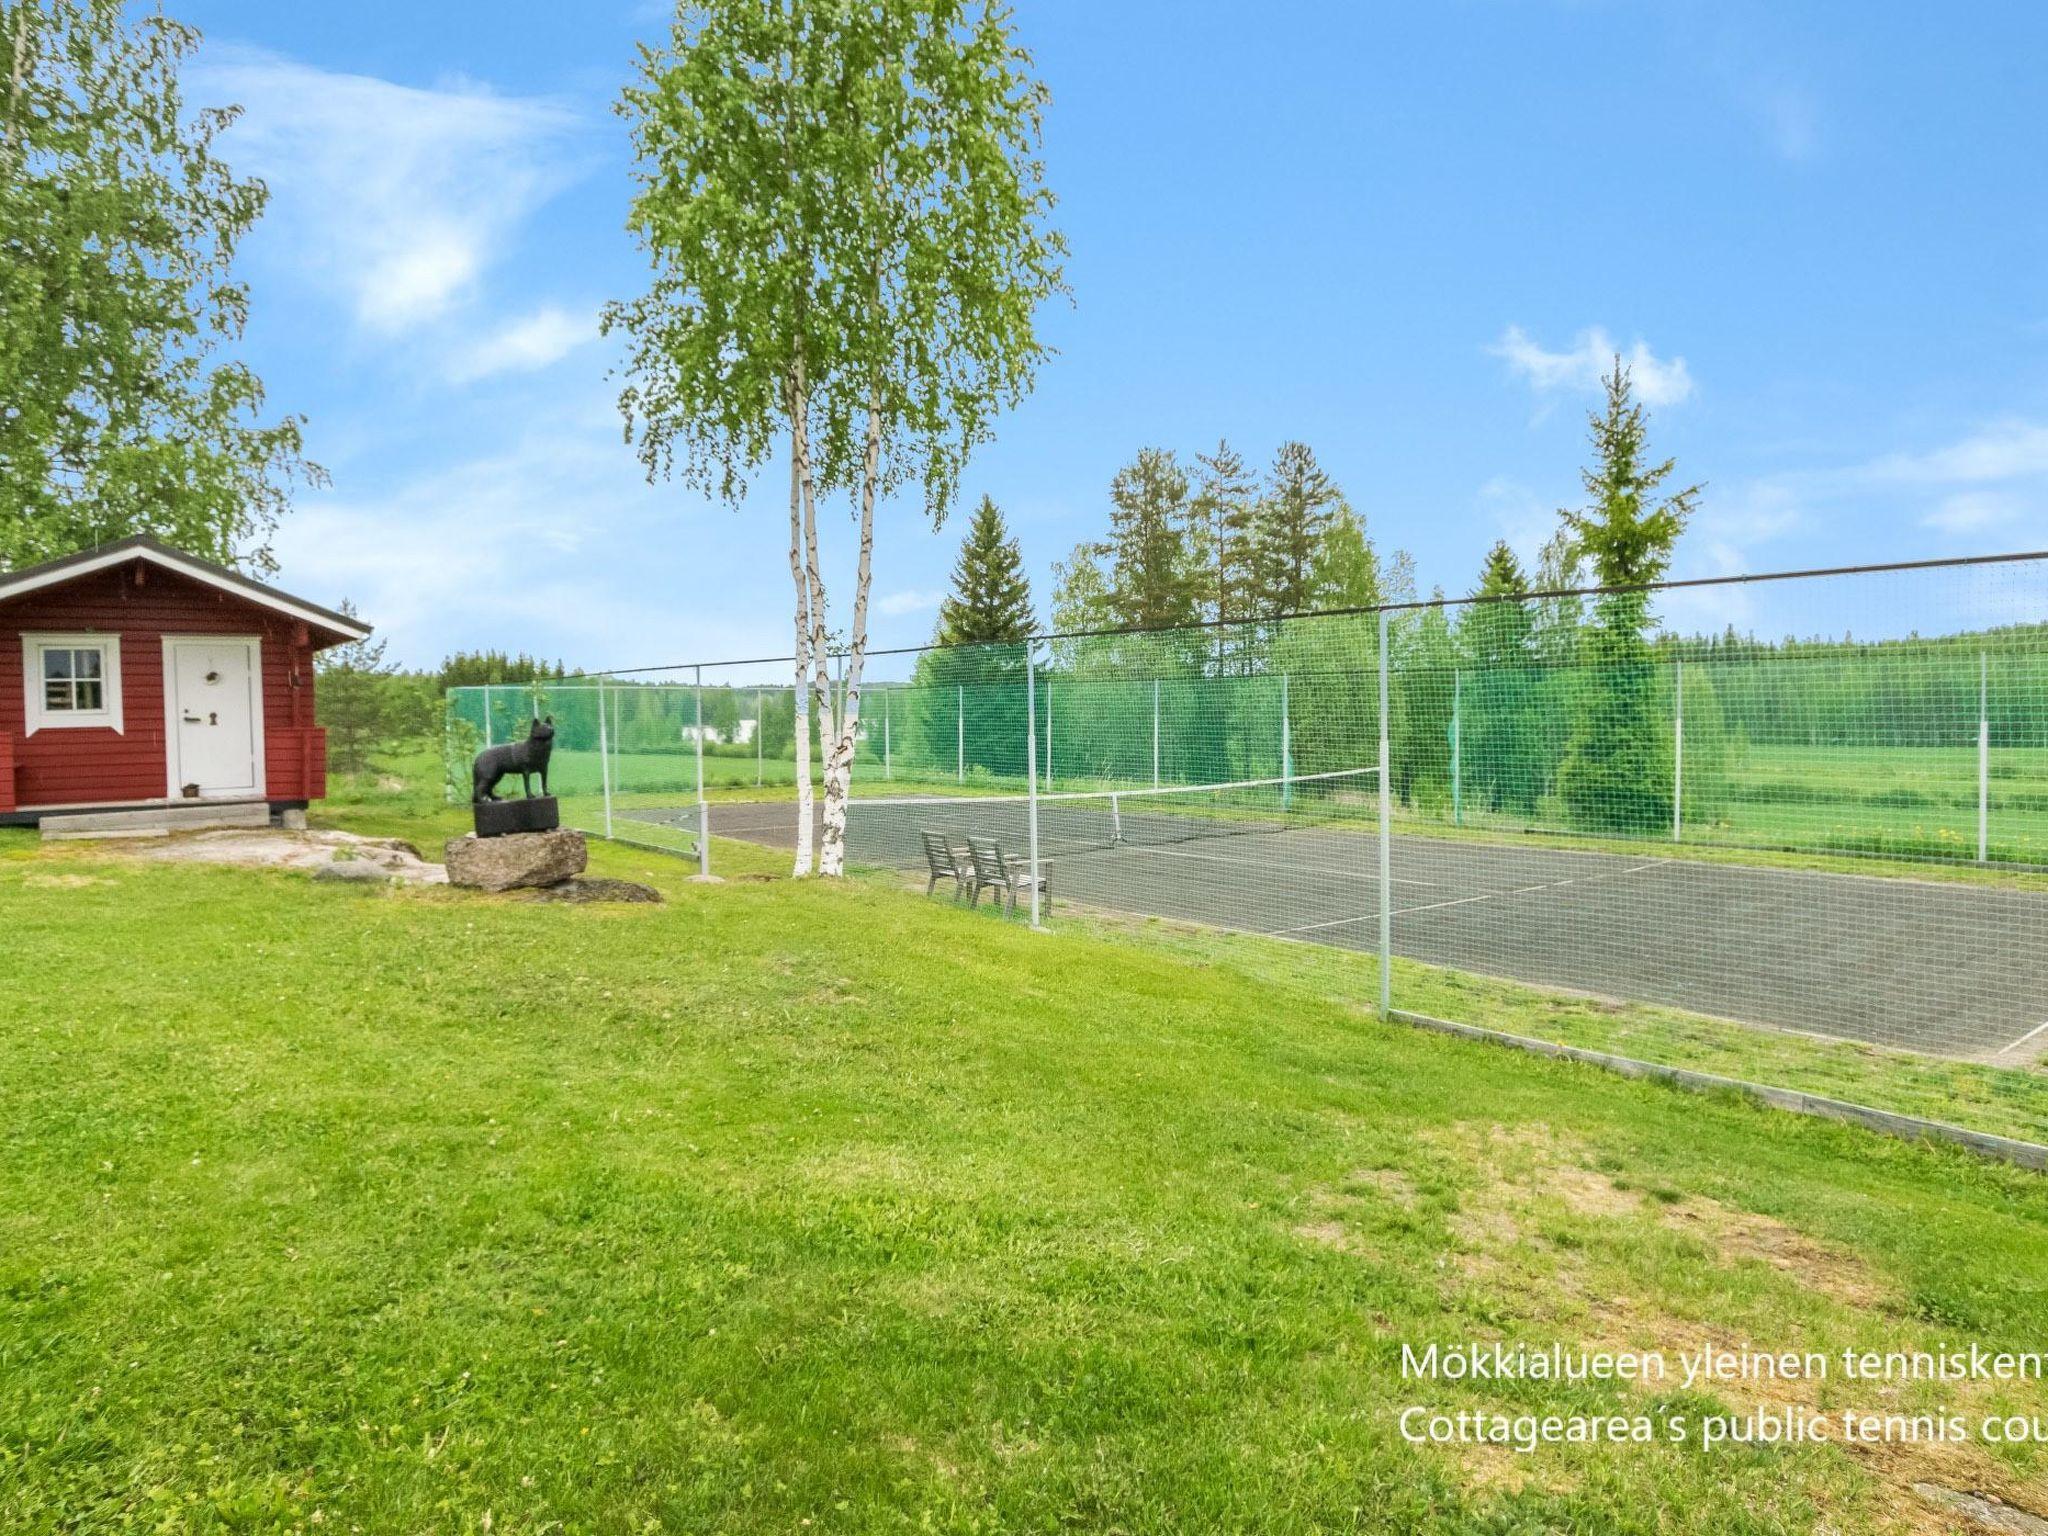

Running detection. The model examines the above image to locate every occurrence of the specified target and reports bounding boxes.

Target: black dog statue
[472,715,555,801]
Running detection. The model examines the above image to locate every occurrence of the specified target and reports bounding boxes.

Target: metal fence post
[1451,668,1462,828]
[1026,646,1043,928]
[1152,677,1161,788]
[482,684,494,748]
[1672,658,1684,844]
[1044,674,1053,788]
[1979,650,1990,863]
[1377,610,1392,1019]
[756,687,764,788]
[597,678,613,839]
[1281,670,1292,808]
[694,664,709,878]
[956,683,965,782]
[884,689,892,780]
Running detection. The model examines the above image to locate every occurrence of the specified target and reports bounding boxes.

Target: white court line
[1108,840,1445,889]
[1262,860,1669,938]
[1999,1017,2048,1057]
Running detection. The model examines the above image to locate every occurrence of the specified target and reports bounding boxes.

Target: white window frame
[22,632,124,735]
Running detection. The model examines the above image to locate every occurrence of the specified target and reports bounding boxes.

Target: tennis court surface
[679,789,2048,1062]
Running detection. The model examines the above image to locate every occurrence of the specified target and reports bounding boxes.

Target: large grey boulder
[444,828,587,892]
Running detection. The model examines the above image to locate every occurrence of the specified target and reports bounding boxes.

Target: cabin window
[22,633,123,734]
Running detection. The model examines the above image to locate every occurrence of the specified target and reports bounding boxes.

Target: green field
[4,770,2048,1532]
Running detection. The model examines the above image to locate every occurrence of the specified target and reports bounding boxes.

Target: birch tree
[805,1,1066,876]
[612,1,1063,877]
[0,0,321,572]
[607,3,840,872]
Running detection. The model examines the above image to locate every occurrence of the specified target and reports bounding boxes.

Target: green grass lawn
[372,741,2048,1143]
[4,784,2048,1533]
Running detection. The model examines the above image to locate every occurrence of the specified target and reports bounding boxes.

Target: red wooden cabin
[0,536,370,826]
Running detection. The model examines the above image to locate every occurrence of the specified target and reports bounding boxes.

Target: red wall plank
[0,559,327,807]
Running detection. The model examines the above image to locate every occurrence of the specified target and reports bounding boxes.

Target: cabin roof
[0,536,372,642]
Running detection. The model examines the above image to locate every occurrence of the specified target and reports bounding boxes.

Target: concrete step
[41,800,271,840]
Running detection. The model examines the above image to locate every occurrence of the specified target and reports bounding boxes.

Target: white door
[167,639,263,797]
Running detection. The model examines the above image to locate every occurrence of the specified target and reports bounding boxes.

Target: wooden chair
[920,830,971,900]
[966,836,1048,916]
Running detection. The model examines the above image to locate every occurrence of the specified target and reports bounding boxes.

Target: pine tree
[1103,447,1198,630]
[1189,439,1258,624]
[1555,360,1702,832]
[936,494,1035,645]
[1252,441,1342,615]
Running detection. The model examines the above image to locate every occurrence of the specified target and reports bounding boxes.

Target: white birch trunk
[818,390,884,876]
[786,365,816,876]
[800,411,838,826]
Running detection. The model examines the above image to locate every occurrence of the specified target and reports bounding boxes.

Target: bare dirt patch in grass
[125,828,446,883]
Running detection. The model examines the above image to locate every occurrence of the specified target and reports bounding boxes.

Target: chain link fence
[447,553,2048,1098]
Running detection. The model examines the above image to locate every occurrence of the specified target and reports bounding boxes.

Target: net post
[1111,791,1123,846]
[597,676,613,839]
[694,664,709,879]
[1026,646,1043,928]
[1979,650,1990,863]
[1152,677,1160,788]
[1451,668,1462,828]
[956,683,965,783]
[884,689,892,781]
[756,688,764,787]
[1377,609,1392,1020]
[1672,657,1684,844]
[482,684,493,748]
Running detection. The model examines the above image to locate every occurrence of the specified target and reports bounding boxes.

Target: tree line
[894,365,1706,834]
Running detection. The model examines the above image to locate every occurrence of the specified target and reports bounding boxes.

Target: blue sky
[171,0,2048,672]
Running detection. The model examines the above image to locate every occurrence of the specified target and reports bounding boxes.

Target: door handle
[183,714,202,724]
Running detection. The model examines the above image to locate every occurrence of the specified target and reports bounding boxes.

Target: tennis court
[681,787,2048,1062]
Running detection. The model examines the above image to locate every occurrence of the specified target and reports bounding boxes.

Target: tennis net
[840,767,1381,869]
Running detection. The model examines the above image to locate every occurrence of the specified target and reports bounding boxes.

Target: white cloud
[1473,475,1558,569]
[265,388,773,669]
[193,45,586,333]
[1922,491,2024,533]
[1491,325,1695,408]
[876,589,942,618]
[446,306,594,383]
[1867,419,2048,487]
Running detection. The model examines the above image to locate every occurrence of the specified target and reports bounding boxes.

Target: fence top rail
[560,547,2048,681]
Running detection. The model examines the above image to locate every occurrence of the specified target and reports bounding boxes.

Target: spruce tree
[1554,360,1701,832]
[1460,541,1542,815]
[1189,439,1259,624]
[1463,542,1533,666]
[936,494,1034,645]
[1252,441,1342,615]
[1103,447,1198,630]
[316,602,395,778]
